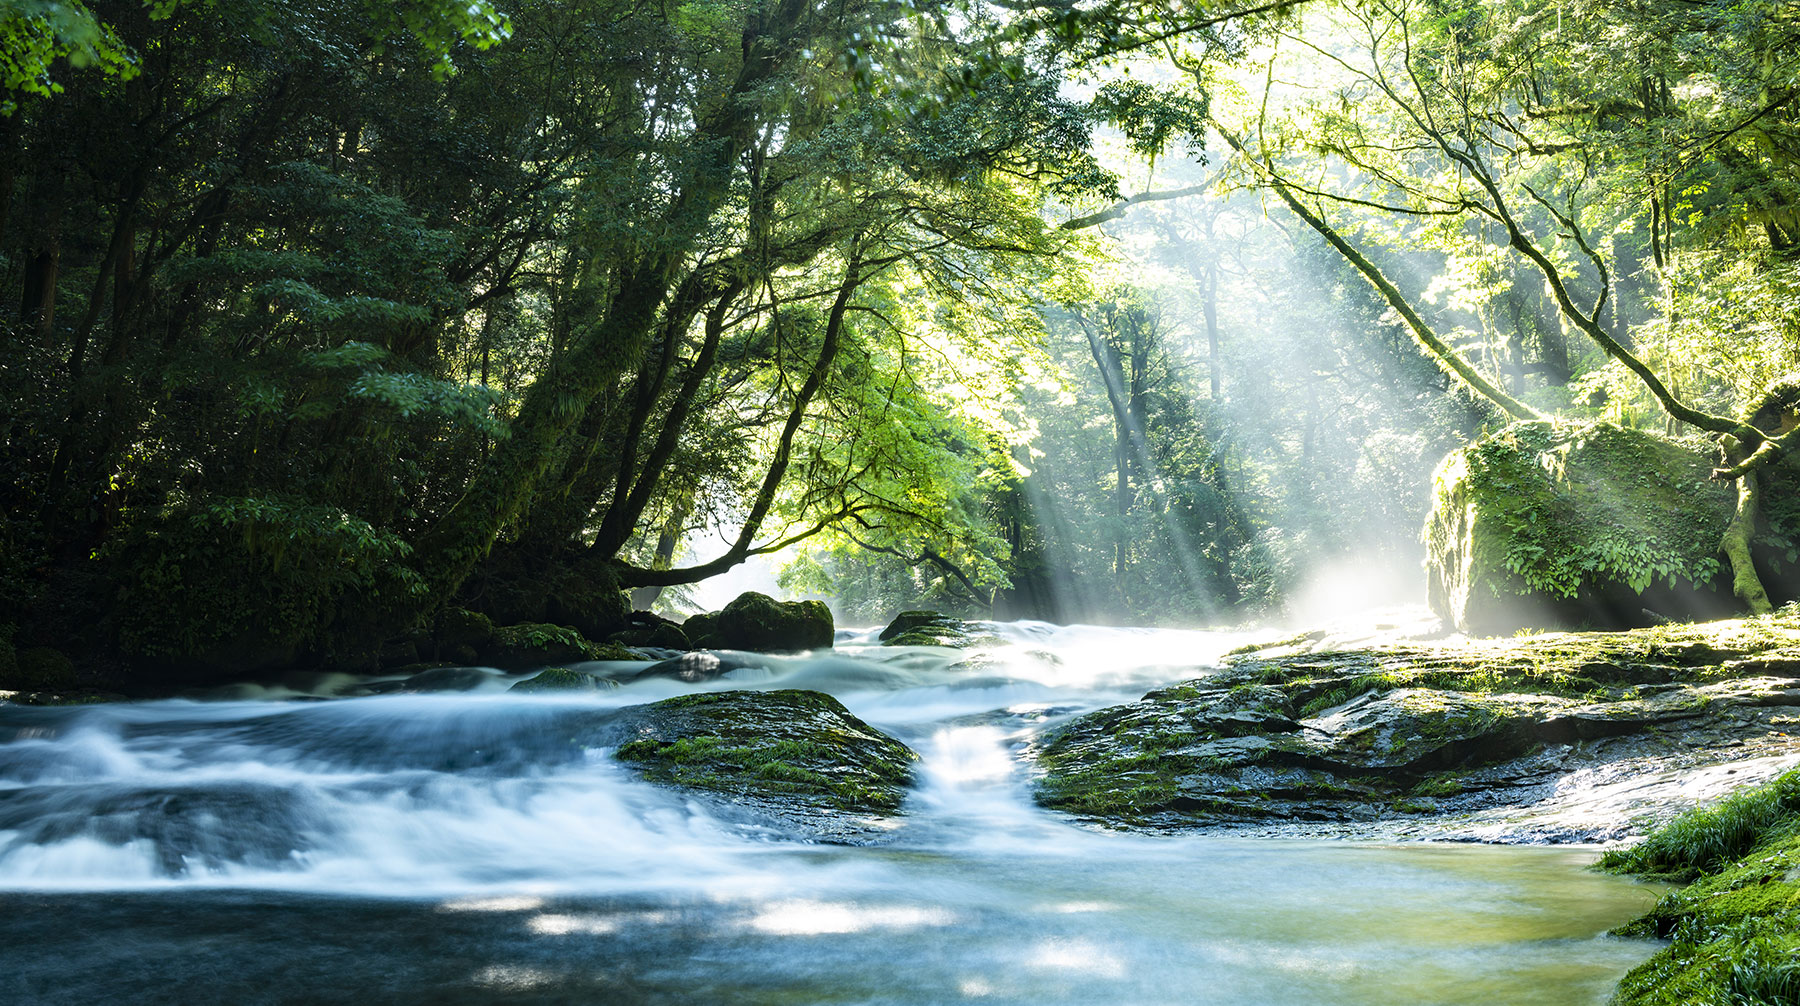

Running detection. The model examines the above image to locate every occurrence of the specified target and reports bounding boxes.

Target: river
[0,622,1664,1004]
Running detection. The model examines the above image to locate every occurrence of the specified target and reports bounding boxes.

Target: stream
[0,623,1665,1004]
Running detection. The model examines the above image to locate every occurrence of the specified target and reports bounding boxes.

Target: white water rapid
[0,623,1664,1004]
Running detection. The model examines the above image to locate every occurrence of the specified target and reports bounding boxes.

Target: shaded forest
[2,0,1797,682]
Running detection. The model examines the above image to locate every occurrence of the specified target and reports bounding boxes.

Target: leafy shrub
[109,493,425,666]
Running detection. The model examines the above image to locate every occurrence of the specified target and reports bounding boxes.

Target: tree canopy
[2,0,1796,677]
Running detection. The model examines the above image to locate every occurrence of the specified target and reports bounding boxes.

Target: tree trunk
[1721,436,1775,615]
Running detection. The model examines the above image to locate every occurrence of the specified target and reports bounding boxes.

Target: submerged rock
[1033,612,1800,836]
[612,689,916,815]
[398,666,499,693]
[682,592,833,652]
[1425,421,1742,634]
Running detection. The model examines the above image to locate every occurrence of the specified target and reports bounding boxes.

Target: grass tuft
[1600,770,1800,879]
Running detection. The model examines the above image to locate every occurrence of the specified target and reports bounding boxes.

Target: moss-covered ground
[1602,770,1800,1005]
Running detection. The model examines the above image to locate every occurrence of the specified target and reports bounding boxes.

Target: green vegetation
[1603,769,1800,1006]
[2,0,1796,680]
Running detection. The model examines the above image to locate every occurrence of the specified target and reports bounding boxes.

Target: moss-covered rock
[681,611,719,645]
[1426,421,1742,634]
[683,592,833,652]
[875,610,1005,648]
[433,607,495,665]
[510,667,614,693]
[485,622,601,668]
[608,614,690,651]
[1032,611,1800,831]
[612,689,915,814]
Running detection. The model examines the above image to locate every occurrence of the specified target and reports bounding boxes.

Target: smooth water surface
[0,623,1664,1004]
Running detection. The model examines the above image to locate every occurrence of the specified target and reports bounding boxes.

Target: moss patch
[613,689,916,813]
[1603,769,1800,1005]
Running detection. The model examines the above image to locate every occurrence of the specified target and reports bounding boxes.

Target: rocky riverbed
[1032,609,1800,843]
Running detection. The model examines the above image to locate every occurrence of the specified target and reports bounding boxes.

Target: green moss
[1601,770,1800,880]
[509,667,601,692]
[1604,770,1800,1005]
[1426,421,1741,632]
[612,690,914,813]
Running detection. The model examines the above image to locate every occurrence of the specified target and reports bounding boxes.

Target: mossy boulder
[542,561,632,643]
[1426,421,1742,634]
[485,622,601,668]
[433,607,495,665]
[510,667,614,693]
[683,592,832,652]
[876,610,1005,648]
[608,613,690,650]
[612,689,915,814]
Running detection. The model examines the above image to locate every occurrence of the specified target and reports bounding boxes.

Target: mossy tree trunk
[1721,436,1776,615]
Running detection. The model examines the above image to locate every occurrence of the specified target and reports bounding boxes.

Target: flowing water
[0,623,1665,1004]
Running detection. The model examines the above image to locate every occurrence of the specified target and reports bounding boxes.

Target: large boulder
[1426,422,1742,634]
[612,689,916,814]
[684,592,833,652]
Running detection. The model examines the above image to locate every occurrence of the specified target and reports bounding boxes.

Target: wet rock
[509,667,615,693]
[1034,612,1800,832]
[878,610,1003,648]
[682,593,833,652]
[612,689,916,816]
[398,667,500,693]
[608,612,690,650]
[629,651,771,684]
